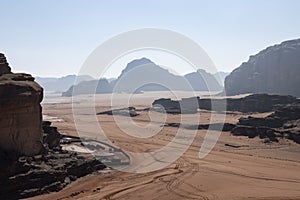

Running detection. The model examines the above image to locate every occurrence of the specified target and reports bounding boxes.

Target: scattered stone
[224,143,242,148]
[263,138,271,144]
[97,107,139,117]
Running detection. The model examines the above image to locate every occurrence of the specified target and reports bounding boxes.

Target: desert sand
[29,92,300,200]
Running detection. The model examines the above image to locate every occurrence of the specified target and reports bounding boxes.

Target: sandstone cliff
[0,53,43,156]
[225,39,300,97]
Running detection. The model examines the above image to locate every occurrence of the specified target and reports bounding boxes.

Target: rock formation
[231,105,300,144]
[62,78,112,97]
[0,53,11,74]
[199,94,300,113]
[152,94,299,114]
[225,38,300,97]
[0,53,43,156]
[0,121,106,200]
[0,53,109,199]
[152,97,200,114]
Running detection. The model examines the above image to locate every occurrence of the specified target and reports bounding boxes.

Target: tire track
[102,169,181,200]
[166,158,210,200]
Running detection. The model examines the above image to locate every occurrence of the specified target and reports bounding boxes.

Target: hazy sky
[1,0,300,78]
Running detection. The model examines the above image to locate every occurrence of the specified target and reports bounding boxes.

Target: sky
[1,0,300,78]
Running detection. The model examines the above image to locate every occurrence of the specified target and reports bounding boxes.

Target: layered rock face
[0,53,43,156]
[0,53,11,75]
[225,39,300,97]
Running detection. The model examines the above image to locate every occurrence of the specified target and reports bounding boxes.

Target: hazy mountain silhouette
[184,69,224,91]
[62,79,112,96]
[36,75,94,92]
[213,71,229,86]
[111,57,223,93]
[62,58,223,96]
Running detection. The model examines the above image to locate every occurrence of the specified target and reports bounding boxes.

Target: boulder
[42,121,61,149]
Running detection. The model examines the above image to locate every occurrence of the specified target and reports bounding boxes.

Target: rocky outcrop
[199,94,300,113]
[0,53,11,75]
[0,54,107,199]
[0,53,43,156]
[153,94,299,113]
[231,105,300,144]
[152,97,200,114]
[225,39,300,97]
[0,121,106,200]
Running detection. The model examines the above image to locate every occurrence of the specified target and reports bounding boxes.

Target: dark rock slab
[97,106,139,117]
[231,105,300,143]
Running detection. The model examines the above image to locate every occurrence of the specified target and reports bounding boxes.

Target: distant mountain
[62,79,112,97]
[184,69,223,91]
[111,57,222,93]
[107,77,116,83]
[62,58,223,96]
[225,38,300,97]
[36,75,94,92]
[213,71,229,86]
[111,58,191,93]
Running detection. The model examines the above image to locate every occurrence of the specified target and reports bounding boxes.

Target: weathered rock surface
[0,121,106,200]
[231,105,300,143]
[0,53,107,199]
[153,94,299,114]
[152,97,200,114]
[0,54,43,156]
[160,95,300,144]
[0,53,11,75]
[225,39,300,97]
[200,94,300,113]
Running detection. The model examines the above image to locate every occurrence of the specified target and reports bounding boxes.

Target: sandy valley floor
[29,92,300,200]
